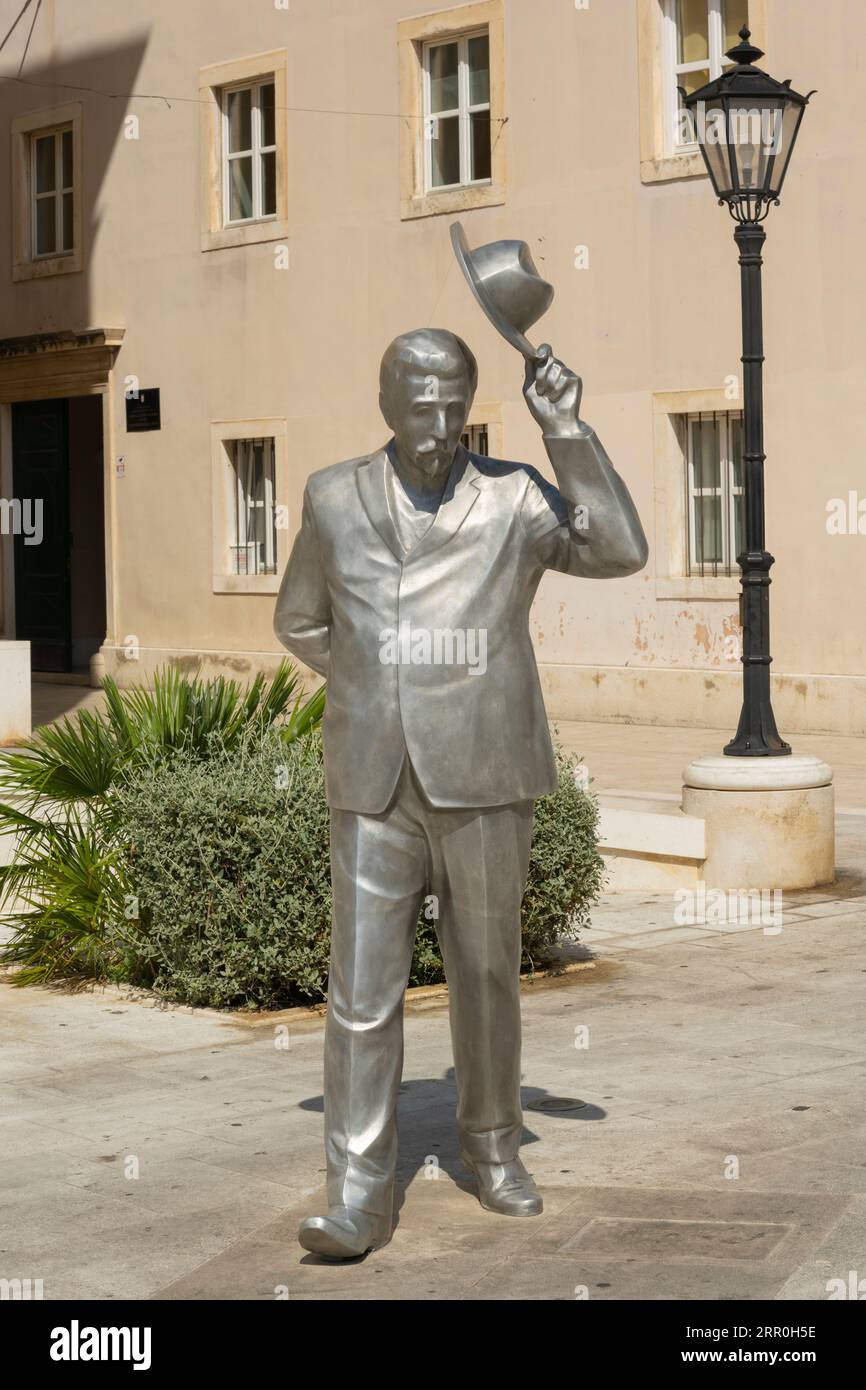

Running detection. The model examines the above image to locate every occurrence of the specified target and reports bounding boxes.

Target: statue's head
[379,328,477,480]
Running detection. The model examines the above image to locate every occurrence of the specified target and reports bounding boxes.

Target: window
[398,1,505,220]
[637,1,764,183]
[682,411,744,575]
[211,419,287,594]
[652,390,742,599]
[11,102,83,279]
[32,126,74,258]
[230,438,277,575]
[423,30,490,191]
[461,423,489,455]
[200,51,288,251]
[221,79,276,225]
[662,0,749,155]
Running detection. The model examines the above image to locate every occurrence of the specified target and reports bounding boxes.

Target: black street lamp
[682,27,814,756]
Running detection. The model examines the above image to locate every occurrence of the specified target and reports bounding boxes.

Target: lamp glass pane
[729,99,788,193]
[696,101,735,195]
[768,100,804,195]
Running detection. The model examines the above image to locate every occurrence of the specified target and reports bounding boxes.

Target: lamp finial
[727,25,764,66]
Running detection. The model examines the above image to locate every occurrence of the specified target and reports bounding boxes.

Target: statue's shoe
[461,1153,544,1217]
[298,1205,392,1260]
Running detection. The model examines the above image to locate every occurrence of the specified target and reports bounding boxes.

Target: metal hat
[450,221,553,363]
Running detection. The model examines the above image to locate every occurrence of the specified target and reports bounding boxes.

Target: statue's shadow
[299,1068,606,1218]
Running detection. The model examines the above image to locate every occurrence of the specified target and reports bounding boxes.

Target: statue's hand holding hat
[451,222,584,438]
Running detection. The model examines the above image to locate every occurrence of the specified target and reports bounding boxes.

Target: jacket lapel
[355,447,403,561]
[405,446,482,563]
[356,443,483,564]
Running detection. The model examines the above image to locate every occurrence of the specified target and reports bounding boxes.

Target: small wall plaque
[125,388,161,431]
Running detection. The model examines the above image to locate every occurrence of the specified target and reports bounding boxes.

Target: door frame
[0,404,14,641]
[0,328,123,662]
[11,396,73,672]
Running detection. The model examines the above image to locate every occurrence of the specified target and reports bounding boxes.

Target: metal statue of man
[275,242,647,1260]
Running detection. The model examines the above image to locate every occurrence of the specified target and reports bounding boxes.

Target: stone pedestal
[0,640,31,744]
[89,648,106,689]
[682,753,834,891]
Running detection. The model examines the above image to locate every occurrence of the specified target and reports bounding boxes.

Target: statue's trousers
[323,758,534,1216]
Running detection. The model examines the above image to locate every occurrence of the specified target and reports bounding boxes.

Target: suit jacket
[274,431,610,812]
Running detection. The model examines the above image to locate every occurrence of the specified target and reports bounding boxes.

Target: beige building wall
[0,0,863,735]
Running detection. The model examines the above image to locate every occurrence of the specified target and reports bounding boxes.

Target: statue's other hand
[523,345,585,438]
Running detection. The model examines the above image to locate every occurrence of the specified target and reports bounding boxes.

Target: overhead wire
[0,67,508,125]
[15,0,40,76]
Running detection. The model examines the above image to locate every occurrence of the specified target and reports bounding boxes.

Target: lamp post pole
[682,26,813,757]
[678,32,832,896]
[725,219,789,755]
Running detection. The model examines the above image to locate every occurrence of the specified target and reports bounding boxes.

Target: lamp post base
[725,547,791,757]
[724,730,791,757]
[682,754,834,892]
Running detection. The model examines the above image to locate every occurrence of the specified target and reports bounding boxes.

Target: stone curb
[227,958,604,1031]
[0,957,604,1032]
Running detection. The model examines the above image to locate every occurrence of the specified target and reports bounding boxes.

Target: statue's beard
[414,444,453,475]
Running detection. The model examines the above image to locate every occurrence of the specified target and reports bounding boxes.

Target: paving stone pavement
[0,688,862,1300]
[1,868,865,1301]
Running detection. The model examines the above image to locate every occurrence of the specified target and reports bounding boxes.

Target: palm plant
[101,662,320,765]
[0,804,130,986]
[0,662,324,985]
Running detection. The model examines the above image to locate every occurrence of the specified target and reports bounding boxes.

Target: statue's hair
[379,328,478,398]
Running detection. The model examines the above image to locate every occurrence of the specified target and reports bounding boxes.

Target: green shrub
[522,745,606,964]
[116,732,332,1008]
[114,733,604,1010]
[0,657,604,1004]
[0,663,323,985]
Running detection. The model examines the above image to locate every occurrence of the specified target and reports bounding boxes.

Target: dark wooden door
[12,398,72,672]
